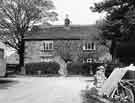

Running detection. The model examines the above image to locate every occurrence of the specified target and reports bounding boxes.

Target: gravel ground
[0,76,94,103]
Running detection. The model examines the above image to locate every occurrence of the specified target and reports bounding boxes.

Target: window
[40,56,53,62]
[87,58,93,63]
[83,42,96,50]
[86,58,97,63]
[40,41,54,52]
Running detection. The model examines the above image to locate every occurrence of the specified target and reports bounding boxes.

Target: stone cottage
[24,18,110,65]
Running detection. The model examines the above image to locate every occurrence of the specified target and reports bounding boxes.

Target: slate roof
[24,25,100,40]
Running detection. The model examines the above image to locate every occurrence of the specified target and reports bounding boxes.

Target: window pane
[88,43,91,50]
[85,43,87,50]
[83,42,96,50]
[92,42,94,50]
[46,43,49,50]
[49,43,53,50]
[43,42,46,52]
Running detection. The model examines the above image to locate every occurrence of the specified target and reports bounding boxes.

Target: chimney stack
[64,14,70,27]
[64,14,71,30]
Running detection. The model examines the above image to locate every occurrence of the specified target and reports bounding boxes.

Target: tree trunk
[110,40,117,63]
[18,39,25,75]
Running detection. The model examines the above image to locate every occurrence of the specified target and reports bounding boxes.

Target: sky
[53,0,104,25]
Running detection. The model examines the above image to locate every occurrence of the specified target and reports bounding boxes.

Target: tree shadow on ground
[0,79,18,90]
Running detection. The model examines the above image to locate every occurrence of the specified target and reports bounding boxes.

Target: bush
[6,64,20,74]
[67,62,82,75]
[82,88,120,103]
[81,88,99,103]
[91,63,103,75]
[67,62,103,76]
[25,62,60,75]
[67,62,93,75]
[105,63,121,78]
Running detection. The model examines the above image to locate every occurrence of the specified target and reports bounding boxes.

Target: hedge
[104,63,123,78]
[25,62,102,76]
[67,62,103,76]
[67,62,94,75]
[25,62,60,75]
[6,64,20,74]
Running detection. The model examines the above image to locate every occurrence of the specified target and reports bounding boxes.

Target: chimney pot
[64,14,70,27]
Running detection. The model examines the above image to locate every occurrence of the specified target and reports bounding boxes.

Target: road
[0,76,93,103]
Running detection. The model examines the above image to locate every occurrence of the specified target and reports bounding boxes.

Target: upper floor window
[83,42,96,51]
[40,41,54,52]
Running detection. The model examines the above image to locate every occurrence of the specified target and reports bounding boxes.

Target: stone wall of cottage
[24,40,100,63]
[25,41,41,63]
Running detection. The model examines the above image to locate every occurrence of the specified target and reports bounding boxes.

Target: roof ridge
[40,24,95,28]
[25,24,100,40]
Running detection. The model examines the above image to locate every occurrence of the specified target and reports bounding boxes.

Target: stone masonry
[24,39,98,64]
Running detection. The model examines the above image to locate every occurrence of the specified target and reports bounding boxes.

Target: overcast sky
[53,0,104,25]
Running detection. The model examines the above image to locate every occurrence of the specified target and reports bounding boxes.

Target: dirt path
[0,77,93,103]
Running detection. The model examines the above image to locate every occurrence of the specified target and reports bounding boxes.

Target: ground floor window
[83,58,97,63]
[87,58,93,63]
[40,56,53,62]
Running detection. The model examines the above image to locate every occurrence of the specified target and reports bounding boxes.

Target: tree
[0,0,57,72]
[56,41,73,63]
[91,0,135,62]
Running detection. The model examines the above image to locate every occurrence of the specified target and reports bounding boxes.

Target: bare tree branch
[0,0,57,67]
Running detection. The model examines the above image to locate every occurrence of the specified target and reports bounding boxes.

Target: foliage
[82,88,121,103]
[6,64,20,73]
[104,63,121,78]
[67,62,83,75]
[67,62,95,75]
[56,41,73,62]
[0,0,57,68]
[67,62,101,75]
[25,62,60,75]
[90,0,135,61]
[81,88,99,103]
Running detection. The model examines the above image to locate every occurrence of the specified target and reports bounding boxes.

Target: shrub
[82,88,120,103]
[25,62,60,75]
[67,62,93,75]
[67,62,82,75]
[81,88,99,103]
[92,63,103,74]
[6,64,20,74]
[104,63,121,78]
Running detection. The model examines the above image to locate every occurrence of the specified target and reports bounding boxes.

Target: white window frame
[41,41,54,51]
[40,57,53,62]
[83,42,96,51]
[87,58,93,63]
